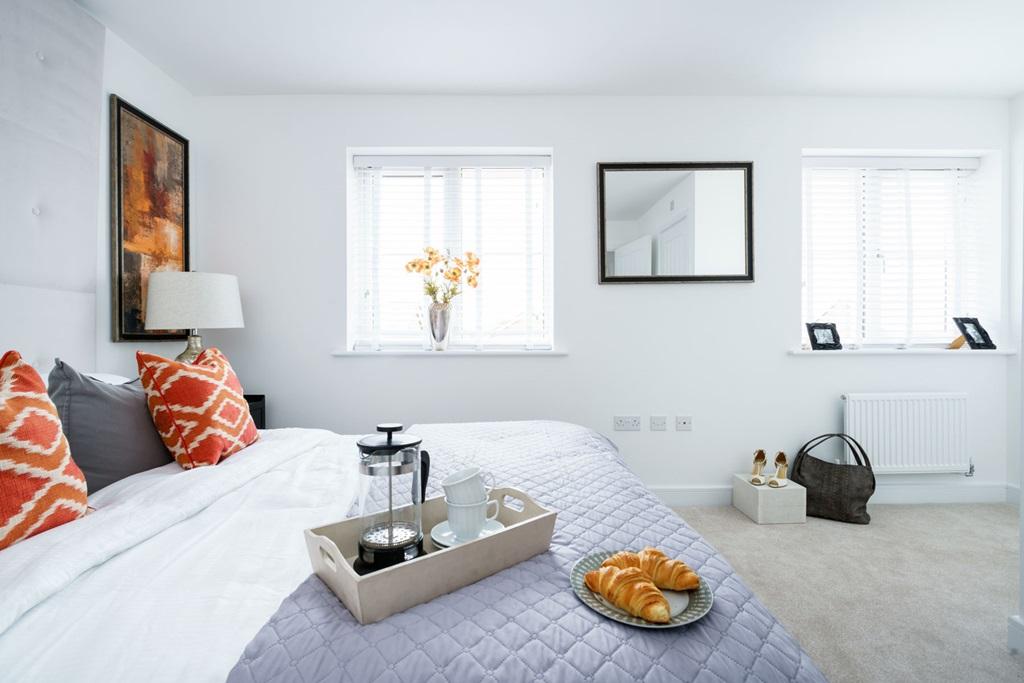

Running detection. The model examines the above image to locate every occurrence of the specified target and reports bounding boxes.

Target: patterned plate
[570,551,714,629]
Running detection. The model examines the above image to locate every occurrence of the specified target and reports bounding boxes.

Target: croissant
[602,547,700,591]
[584,566,670,623]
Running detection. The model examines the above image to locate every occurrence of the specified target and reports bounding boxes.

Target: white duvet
[0,428,359,683]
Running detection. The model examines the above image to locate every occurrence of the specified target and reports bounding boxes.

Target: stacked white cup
[442,467,498,541]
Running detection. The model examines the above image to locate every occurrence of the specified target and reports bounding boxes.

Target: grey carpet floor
[674,504,1022,683]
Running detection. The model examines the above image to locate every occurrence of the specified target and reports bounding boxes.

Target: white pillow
[84,372,134,385]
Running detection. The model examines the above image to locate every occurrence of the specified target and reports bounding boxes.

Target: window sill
[788,348,1016,356]
[332,348,568,357]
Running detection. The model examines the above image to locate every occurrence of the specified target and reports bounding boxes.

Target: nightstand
[244,394,266,429]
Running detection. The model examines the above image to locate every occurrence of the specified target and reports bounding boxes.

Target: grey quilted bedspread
[228,421,825,683]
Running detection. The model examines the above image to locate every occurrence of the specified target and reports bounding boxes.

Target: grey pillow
[48,359,173,493]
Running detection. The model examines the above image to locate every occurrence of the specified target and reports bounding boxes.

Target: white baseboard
[1008,484,1020,506]
[652,481,1014,507]
[872,480,1010,504]
[650,485,732,507]
[1009,615,1024,653]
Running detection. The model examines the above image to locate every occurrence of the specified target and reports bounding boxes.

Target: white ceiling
[77,0,1024,97]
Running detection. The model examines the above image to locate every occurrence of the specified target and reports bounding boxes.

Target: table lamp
[145,272,244,363]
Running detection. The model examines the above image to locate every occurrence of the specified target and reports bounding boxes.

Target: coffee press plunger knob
[377,423,402,445]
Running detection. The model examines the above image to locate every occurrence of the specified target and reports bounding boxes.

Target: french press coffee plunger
[353,424,430,575]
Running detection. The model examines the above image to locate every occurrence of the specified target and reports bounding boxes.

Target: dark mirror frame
[598,161,754,283]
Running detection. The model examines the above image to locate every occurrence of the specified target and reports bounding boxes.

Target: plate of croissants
[570,547,713,628]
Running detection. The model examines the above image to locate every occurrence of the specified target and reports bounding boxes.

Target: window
[802,155,998,347]
[348,151,553,351]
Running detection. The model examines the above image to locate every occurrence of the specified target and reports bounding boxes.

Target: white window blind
[349,153,553,351]
[802,158,992,346]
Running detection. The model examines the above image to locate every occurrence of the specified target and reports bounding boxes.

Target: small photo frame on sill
[806,322,842,350]
[952,317,996,349]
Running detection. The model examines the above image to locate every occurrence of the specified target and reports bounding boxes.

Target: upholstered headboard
[0,0,105,371]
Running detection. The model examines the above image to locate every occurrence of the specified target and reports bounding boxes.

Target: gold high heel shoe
[750,449,768,485]
[768,452,789,488]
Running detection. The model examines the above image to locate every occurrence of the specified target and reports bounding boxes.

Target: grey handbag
[790,433,875,524]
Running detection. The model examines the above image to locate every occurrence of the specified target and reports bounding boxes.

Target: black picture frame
[597,161,753,283]
[110,95,190,341]
[806,322,842,350]
[953,317,996,349]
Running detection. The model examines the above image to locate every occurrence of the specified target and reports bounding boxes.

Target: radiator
[841,393,971,475]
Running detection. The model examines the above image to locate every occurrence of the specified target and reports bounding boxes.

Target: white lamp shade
[144,272,244,330]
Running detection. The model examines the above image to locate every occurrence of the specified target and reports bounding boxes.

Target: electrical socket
[613,415,642,431]
[675,416,693,431]
[650,415,667,431]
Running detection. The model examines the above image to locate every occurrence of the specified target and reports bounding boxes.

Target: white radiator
[841,393,971,475]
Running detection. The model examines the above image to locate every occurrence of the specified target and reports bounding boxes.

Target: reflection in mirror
[599,163,752,282]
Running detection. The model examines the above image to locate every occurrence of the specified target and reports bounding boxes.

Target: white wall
[638,174,694,275]
[605,220,640,251]
[195,94,1015,502]
[94,30,199,375]
[637,174,694,238]
[694,170,746,274]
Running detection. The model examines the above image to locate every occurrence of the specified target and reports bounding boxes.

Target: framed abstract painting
[110,95,190,341]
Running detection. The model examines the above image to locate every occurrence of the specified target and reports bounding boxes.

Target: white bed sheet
[0,428,359,683]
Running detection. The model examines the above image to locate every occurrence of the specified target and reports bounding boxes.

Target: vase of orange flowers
[405,247,480,350]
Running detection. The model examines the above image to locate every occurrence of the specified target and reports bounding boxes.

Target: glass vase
[428,302,450,351]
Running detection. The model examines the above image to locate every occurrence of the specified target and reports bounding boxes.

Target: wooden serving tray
[305,487,557,625]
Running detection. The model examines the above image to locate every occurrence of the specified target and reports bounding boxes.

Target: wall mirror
[598,162,753,282]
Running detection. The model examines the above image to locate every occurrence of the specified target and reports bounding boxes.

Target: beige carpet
[674,504,1022,683]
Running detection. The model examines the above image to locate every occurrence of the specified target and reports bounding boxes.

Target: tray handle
[492,487,549,525]
[313,533,343,574]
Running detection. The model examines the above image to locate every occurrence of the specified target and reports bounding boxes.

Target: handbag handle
[796,433,873,470]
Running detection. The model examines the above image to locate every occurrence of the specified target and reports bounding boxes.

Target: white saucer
[430,519,505,548]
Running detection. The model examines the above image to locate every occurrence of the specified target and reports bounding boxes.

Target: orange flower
[406,248,480,298]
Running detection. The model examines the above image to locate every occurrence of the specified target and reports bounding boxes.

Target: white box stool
[732,474,806,524]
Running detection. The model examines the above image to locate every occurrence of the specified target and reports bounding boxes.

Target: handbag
[790,433,875,524]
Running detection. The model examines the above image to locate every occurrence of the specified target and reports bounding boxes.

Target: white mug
[446,497,499,541]
[442,466,495,504]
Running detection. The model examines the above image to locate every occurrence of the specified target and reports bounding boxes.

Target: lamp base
[175,334,204,363]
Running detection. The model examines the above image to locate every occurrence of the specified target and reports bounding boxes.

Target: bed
[0,421,824,682]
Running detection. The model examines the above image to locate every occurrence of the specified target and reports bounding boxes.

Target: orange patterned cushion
[136,348,259,469]
[1,351,88,551]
